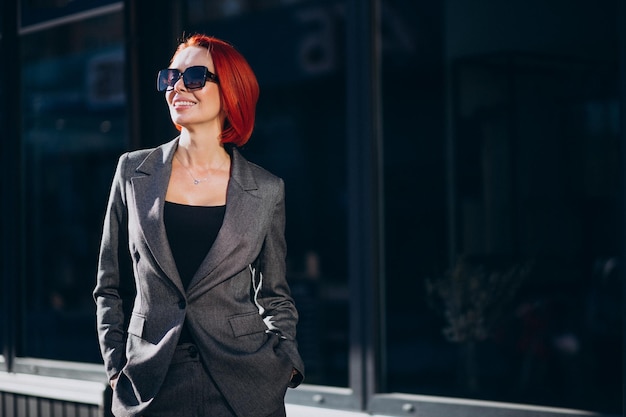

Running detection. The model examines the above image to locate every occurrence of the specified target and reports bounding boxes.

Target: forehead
[170,46,214,71]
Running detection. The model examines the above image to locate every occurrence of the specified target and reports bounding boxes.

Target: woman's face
[166,46,223,131]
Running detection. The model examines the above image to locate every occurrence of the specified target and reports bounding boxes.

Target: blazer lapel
[187,147,263,292]
[130,138,184,294]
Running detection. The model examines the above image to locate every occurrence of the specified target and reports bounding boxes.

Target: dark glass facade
[20,10,127,363]
[0,0,623,415]
[382,1,622,412]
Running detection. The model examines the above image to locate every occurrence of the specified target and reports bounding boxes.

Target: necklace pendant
[193,179,200,185]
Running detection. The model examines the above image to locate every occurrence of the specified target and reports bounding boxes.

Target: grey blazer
[94,138,304,417]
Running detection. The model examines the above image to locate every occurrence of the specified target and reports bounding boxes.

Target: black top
[164,201,226,344]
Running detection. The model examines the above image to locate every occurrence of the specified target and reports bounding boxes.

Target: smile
[173,101,196,107]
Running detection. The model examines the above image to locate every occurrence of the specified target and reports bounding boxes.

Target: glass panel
[186,0,349,387]
[383,0,621,414]
[20,11,127,363]
[380,0,448,398]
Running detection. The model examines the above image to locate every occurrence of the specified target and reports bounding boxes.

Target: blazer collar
[188,143,265,293]
[135,138,258,192]
[131,137,263,295]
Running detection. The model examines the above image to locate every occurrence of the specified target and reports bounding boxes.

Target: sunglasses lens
[157,69,180,92]
[156,67,215,92]
[183,66,207,90]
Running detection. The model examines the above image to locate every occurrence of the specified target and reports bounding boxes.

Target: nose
[173,75,186,91]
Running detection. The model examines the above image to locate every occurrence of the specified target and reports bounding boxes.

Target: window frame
[0,0,624,416]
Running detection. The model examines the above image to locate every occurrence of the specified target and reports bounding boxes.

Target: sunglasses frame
[157,65,219,92]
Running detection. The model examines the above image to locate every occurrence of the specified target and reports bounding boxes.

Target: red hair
[171,34,259,147]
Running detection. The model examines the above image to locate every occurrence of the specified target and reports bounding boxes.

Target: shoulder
[231,147,284,192]
[116,138,177,174]
[125,147,156,162]
[248,160,283,186]
[124,140,172,165]
[113,148,153,179]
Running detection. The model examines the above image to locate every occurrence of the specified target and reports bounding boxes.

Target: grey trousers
[143,343,286,417]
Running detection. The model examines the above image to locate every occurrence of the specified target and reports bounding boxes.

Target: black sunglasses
[156,65,219,92]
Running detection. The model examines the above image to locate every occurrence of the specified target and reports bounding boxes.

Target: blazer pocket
[127,313,146,338]
[228,311,266,338]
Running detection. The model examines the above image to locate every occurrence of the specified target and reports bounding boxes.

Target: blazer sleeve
[257,178,305,387]
[93,153,135,380]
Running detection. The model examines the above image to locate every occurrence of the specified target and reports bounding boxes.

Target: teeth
[175,101,196,106]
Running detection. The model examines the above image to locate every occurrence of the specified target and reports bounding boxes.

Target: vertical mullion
[123,0,183,150]
[346,0,384,410]
[1,0,21,373]
[617,2,626,415]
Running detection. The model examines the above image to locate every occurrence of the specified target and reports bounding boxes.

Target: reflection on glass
[383,0,621,414]
[187,0,349,387]
[187,0,312,23]
[21,11,127,363]
[20,0,120,29]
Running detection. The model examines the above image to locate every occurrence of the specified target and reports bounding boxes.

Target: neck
[177,129,229,169]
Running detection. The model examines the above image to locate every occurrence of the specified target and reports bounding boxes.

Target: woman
[94,34,304,417]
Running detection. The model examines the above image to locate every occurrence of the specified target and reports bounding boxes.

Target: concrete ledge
[0,372,106,406]
[287,404,369,417]
[1,371,612,417]
[369,393,607,417]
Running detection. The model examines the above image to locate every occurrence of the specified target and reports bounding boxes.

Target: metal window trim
[1,0,20,376]
[620,0,626,414]
[12,357,106,383]
[0,370,106,406]
[368,393,618,417]
[18,2,123,35]
[346,0,385,411]
[0,361,620,417]
[285,384,359,411]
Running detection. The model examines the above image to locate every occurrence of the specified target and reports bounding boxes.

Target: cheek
[209,92,223,111]
[199,87,221,107]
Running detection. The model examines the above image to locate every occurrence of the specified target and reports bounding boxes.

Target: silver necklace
[175,153,209,185]
[175,153,228,185]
